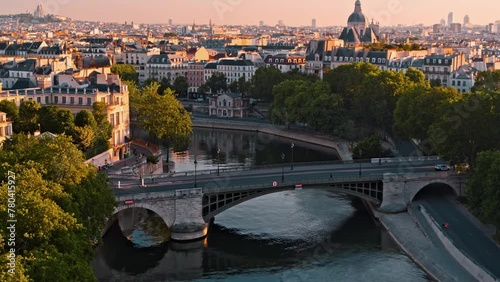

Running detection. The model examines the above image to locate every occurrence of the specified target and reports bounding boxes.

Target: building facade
[208,93,250,118]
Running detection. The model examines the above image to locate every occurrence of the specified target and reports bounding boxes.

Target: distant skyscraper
[440,18,446,26]
[312,18,317,28]
[168,19,173,25]
[278,20,284,27]
[448,12,454,26]
[259,20,264,27]
[463,15,470,25]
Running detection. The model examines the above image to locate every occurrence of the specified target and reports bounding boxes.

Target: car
[435,164,451,171]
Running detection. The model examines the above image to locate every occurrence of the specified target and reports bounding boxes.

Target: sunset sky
[2,0,497,26]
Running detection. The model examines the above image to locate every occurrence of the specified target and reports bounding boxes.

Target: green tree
[471,70,500,92]
[228,80,239,92]
[0,100,20,133]
[173,75,189,98]
[0,100,18,122]
[428,91,500,165]
[467,150,500,235]
[75,109,97,129]
[111,64,139,84]
[394,86,460,140]
[405,68,427,85]
[205,72,228,94]
[323,63,381,113]
[18,100,40,133]
[72,125,96,151]
[0,134,116,281]
[237,76,251,94]
[352,135,391,159]
[158,77,172,95]
[39,106,75,135]
[135,84,193,162]
[250,66,284,102]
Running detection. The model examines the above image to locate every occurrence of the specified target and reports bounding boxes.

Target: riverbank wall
[192,118,353,161]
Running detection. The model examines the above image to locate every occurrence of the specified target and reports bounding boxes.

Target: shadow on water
[98,222,169,275]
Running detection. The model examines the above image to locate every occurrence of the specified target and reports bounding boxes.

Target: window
[87,98,92,105]
[45,96,49,104]
[452,81,455,86]
[37,97,41,103]
[78,97,83,105]
[457,81,461,86]
[463,81,467,87]
[54,96,58,104]
[70,97,74,104]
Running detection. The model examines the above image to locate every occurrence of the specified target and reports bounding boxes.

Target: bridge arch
[410,182,457,202]
[203,181,383,222]
[408,179,461,203]
[106,203,175,234]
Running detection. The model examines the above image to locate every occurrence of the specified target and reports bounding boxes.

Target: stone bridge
[108,172,466,241]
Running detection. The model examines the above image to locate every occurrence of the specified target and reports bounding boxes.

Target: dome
[348,12,366,23]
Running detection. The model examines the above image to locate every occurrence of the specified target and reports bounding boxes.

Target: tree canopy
[0,134,116,281]
[111,64,139,84]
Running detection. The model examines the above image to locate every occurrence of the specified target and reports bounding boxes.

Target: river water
[92,128,430,282]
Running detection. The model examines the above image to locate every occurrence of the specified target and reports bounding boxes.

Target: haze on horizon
[2,0,498,27]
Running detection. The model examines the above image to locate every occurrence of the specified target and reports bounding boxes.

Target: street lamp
[290,142,294,170]
[281,152,285,182]
[194,159,198,188]
[217,148,221,176]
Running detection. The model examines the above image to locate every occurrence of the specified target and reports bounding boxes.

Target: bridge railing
[110,156,442,180]
[202,175,382,194]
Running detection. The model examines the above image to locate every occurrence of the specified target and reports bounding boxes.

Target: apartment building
[0,73,130,159]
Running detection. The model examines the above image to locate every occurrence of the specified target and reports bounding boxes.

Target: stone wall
[193,118,352,161]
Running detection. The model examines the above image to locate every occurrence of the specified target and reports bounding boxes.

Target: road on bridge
[112,160,440,196]
[415,195,500,280]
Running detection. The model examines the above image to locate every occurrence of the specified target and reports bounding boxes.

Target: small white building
[450,65,477,93]
[209,93,250,118]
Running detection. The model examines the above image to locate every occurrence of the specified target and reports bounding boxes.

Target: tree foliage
[394,86,460,140]
[18,101,41,134]
[250,66,285,102]
[173,75,189,97]
[111,64,139,84]
[203,72,228,94]
[471,70,500,92]
[428,91,500,165]
[134,82,193,142]
[0,134,115,281]
[352,135,392,159]
[467,150,500,235]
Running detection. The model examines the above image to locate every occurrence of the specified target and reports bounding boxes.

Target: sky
[2,0,498,27]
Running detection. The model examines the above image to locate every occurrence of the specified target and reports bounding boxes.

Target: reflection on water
[93,191,429,282]
[93,128,428,281]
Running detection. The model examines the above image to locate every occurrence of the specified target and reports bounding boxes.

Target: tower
[347,0,367,36]
[448,12,454,26]
[464,15,470,26]
[312,18,317,28]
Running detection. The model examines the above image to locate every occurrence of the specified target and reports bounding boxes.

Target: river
[92,128,430,282]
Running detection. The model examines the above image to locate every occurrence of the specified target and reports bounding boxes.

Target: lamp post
[217,148,221,176]
[290,142,294,170]
[281,152,285,182]
[194,159,198,188]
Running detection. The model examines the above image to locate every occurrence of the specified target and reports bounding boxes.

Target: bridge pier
[379,174,408,213]
[170,189,208,242]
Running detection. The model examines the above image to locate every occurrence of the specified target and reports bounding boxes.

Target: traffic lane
[109,160,439,181]
[112,165,437,190]
[417,196,500,279]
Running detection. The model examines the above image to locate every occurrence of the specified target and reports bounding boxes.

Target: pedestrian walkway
[375,209,475,282]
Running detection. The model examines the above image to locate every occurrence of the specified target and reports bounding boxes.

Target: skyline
[1,0,498,27]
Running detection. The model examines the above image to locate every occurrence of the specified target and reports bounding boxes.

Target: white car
[435,164,451,171]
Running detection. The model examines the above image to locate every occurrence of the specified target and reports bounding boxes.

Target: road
[112,159,440,196]
[415,194,500,280]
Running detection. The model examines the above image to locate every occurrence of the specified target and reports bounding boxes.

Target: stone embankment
[193,117,353,161]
